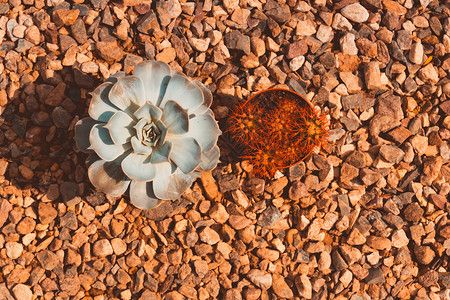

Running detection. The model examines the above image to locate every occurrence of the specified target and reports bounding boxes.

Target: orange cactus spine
[227,100,263,147]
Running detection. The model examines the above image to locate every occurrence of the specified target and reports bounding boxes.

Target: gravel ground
[0,0,450,299]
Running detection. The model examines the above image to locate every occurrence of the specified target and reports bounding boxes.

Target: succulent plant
[75,61,221,209]
[227,89,329,178]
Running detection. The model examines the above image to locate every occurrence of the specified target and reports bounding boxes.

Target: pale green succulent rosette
[75,61,221,209]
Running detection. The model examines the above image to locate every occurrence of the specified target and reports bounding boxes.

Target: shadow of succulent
[75,61,221,209]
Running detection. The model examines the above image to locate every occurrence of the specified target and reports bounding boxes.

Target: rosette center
[135,118,161,147]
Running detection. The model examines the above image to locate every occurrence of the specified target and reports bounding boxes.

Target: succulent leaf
[169,137,201,174]
[121,153,157,182]
[160,75,203,111]
[161,100,189,135]
[134,61,172,105]
[197,145,220,171]
[134,102,163,122]
[75,118,99,152]
[130,136,153,155]
[129,181,162,209]
[105,111,136,144]
[108,76,146,114]
[89,124,130,161]
[149,141,172,164]
[152,163,199,200]
[186,114,222,152]
[88,158,131,197]
[89,82,119,122]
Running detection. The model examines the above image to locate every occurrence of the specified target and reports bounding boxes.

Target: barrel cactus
[75,61,221,209]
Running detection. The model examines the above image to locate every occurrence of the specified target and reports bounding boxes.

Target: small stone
[341,3,369,23]
[217,174,240,193]
[409,42,423,65]
[316,25,333,43]
[265,2,291,23]
[391,229,409,248]
[0,199,13,227]
[60,210,78,230]
[12,284,32,300]
[414,245,435,265]
[379,145,405,163]
[272,274,294,298]
[156,0,182,26]
[247,269,272,290]
[257,206,281,227]
[71,18,87,44]
[365,267,385,285]
[340,72,364,93]
[179,285,197,299]
[333,13,352,31]
[318,251,332,271]
[16,217,36,235]
[93,239,114,257]
[18,165,33,180]
[340,33,358,55]
[289,56,305,71]
[341,93,374,111]
[199,227,220,245]
[6,242,23,259]
[370,115,400,137]
[52,9,79,27]
[440,101,450,116]
[366,236,391,250]
[36,250,59,270]
[231,8,250,25]
[356,38,377,57]
[256,248,280,261]
[410,135,428,155]
[96,41,125,63]
[289,181,309,201]
[228,215,252,230]
[340,163,359,183]
[45,82,66,107]
[223,0,239,13]
[418,64,439,84]
[243,288,261,300]
[360,168,381,186]
[209,203,229,224]
[429,194,446,210]
[347,228,366,245]
[418,270,438,287]
[403,202,424,223]
[286,40,308,59]
[12,25,26,39]
[111,238,127,255]
[38,202,57,225]
[189,37,210,52]
[295,275,312,299]
[194,260,209,278]
[165,291,184,300]
[382,0,407,15]
[296,20,316,36]
[225,31,251,55]
[81,61,99,74]
[340,245,362,265]
[240,53,259,69]
[364,61,382,90]
[265,176,288,197]
[440,225,450,239]
[251,37,266,57]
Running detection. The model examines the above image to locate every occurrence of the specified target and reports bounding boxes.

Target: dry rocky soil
[0,0,450,299]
